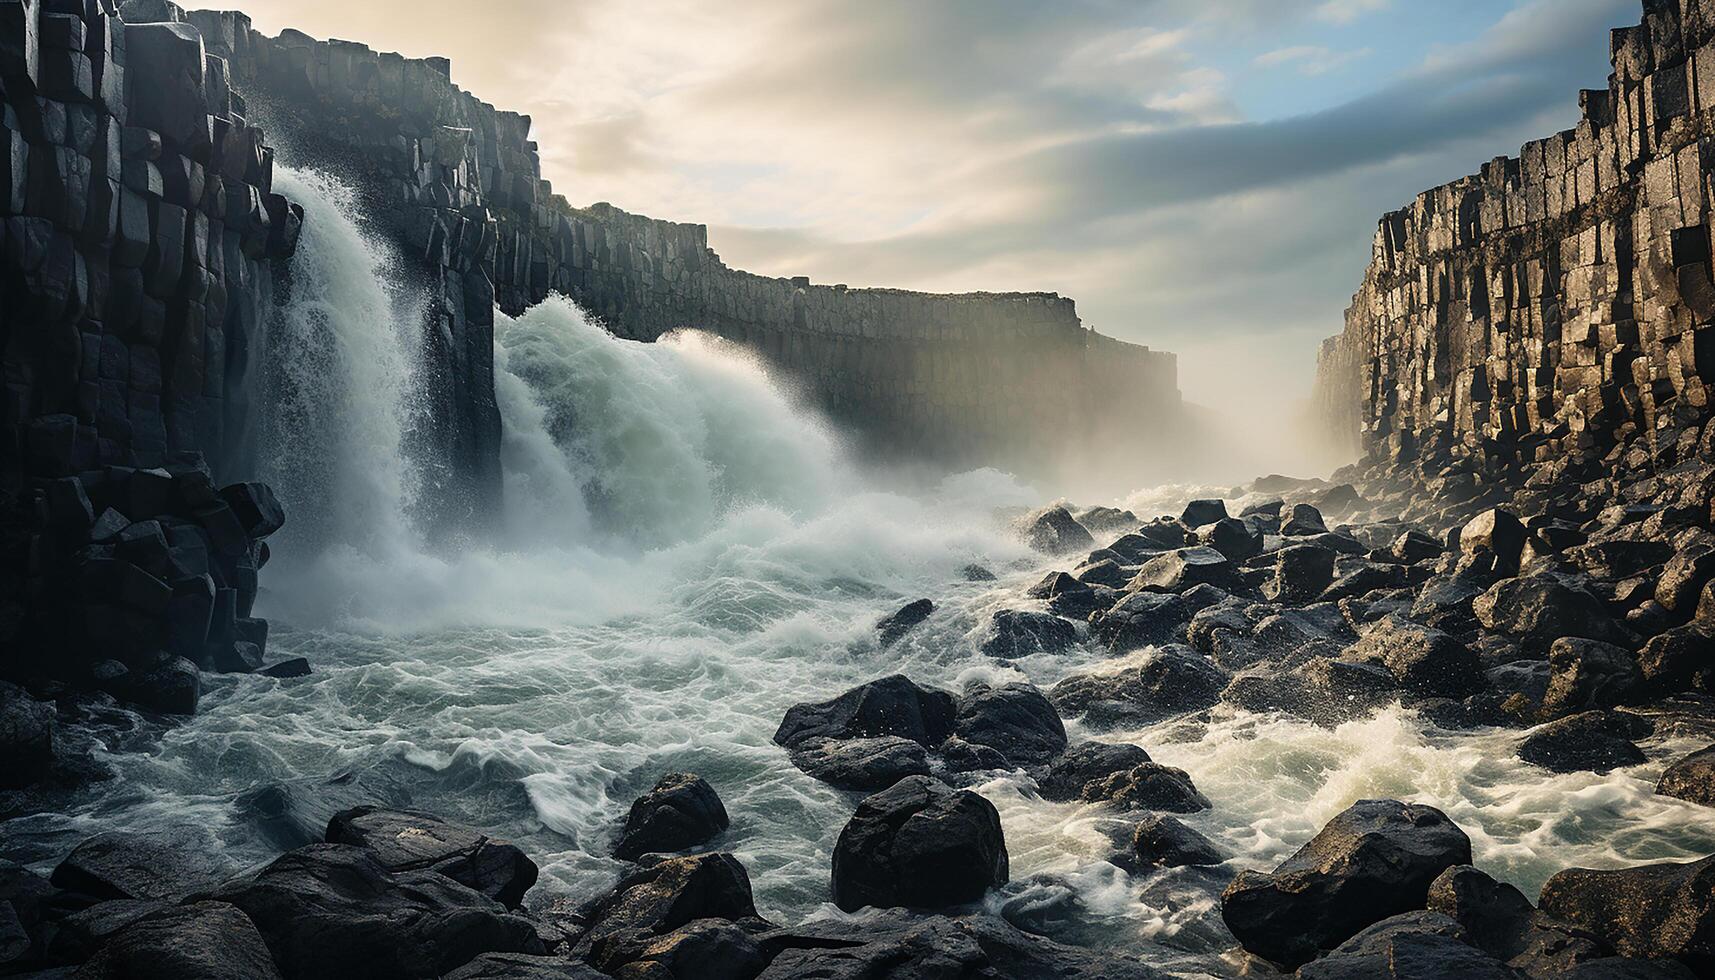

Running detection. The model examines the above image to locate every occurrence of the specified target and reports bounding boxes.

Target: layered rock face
[1316,0,1715,481]
[192,5,1180,478]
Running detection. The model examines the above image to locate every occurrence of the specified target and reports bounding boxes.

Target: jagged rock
[1342,615,1485,698]
[1541,638,1643,717]
[786,735,930,790]
[1282,503,1329,537]
[1410,570,1492,635]
[1461,509,1528,573]
[261,658,313,678]
[1130,547,1242,594]
[1293,911,1516,979]
[961,564,997,582]
[613,773,729,861]
[831,776,1007,912]
[1539,854,1715,971]
[1392,530,1444,564]
[1658,543,1715,616]
[0,682,57,790]
[1200,518,1263,561]
[877,598,934,648]
[219,481,286,538]
[1487,660,1552,703]
[1027,571,1111,618]
[1180,499,1228,528]
[1658,745,1715,807]
[325,806,538,908]
[444,953,606,978]
[1076,506,1140,534]
[1517,711,1649,774]
[1022,506,1095,555]
[774,675,956,751]
[210,844,542,980]
[1264,544,1337,604]
[1073,558,1132,589]
[952,683,1066,767]
[52,828,231,902]
[978,610,1078,658]
[1220,799,1473,967]
[571,852,758,968]
[1639,624,1715,693]
[1091,590,1195,650]
[234,767,414,852]
[73,901,284,980]
[598,918,767,980]
[1032,742,1152,802]
[1048,646,1227,726]
[1124,814,1226,871]
[123,656,200,715]
[1427,864,1608,975]
[1089,763,1209,813]
[1320,561,1409,603]
[1474,576,1635,654]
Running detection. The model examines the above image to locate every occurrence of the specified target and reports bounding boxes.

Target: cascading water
[10,167,1715,979]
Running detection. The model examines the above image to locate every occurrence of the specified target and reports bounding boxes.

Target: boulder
[978,610,1078,659]
[1427,864,1609,975]
[595,918,766,980]
[73,901,283,980]
[125,656,200,715]
[1180,499,1228,528]
[1200,518,1263,561]
[1293,911,1516,980]
[209,844,542,980]
[951,683,1066,767]
[218,481,286,538]
[1392,530,1444,564]
[1022,507,1094,555]
[571,852,758,967]
[1048,646,1227,726]
[613,773,729,861]
[1093,763,1210,813]
[1090,590,1196,650]
[443,953,606,978]
[1639,624,1715,693]
[773,675,956,750]
[1540,854,1715,971]
[325,807,538,908]
[1282,503,1329,537]
[961,564,997,582]
[1032,741,1152,802]
[234,767,414,852]
[831,776,1007,912]
[876,599,933,648]
[1517,711,1648,774]
[1129,547,1242,594]
[786,736,929,790]
[1658,544,1715,616]
[1540,638,1642,717]
[52,828,231,902]
[1073,558,1131,589]
[1474,576,1634,654]
[1026,571,1112,618]
[1124,814,1225,871]
[1461,509,1528,573]
[1658,745,1715,807]
[261,658,313,679]
[0,682,57,790]
[1220,799,1473,967]
[1342,615,1485,698]
[1264,545,1336,604]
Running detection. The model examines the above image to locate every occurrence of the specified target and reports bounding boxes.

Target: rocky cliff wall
[189,6,1181,478]
[1315,0,1715,479]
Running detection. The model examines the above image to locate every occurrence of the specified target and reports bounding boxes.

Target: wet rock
[1091,763,1209,813]
[1426,864,1608,975]
[1658,745,1715,807]
[938,736,1012,774]
[261,658,313,679]
[613,773,729,861]
[52,828,231,902]
[1027,571,1111,619]
[1264,544,1336,604]
[219,481,286,538]
[774,675,956,751]
[210,844,542,980]
[1461,509,1528,573]
[1294,911,1515,980]
[444,952,606,978]
[233,767,414,852]
[1200,518,1263,561]
[786,735,930,790]
[877,599,934,648]
[1517,711,1649,774]
[123,656,200,715]
[1180,499,1228,529]
[1411,570,1492,636]
[1539,853,1715,971]
[1130,547,1243,594]
[1032,741,1152,802]
[1220,799,1473,967]
[1320,561,1409,603]
[978,610,1078,659]
[1076,506,1140,534]
[1049,646,1227,726]
[1124,814,1226,871]
[1091,590,1196,650]
[1281,503,1329,537]
[1342,615,1485,698]
[1474,576,1635,654]
[326,806,539,908]
[1022,506,1095,555]
[1392,530,1444,564]
[598,918,767,980]
[831,775,1007,912]
[952,683,1066,767]
[1073,558,1132,589]
[1639,625,1715,694]
[1658,544,1715,616]
[0,682,57,790]
[74,901,283,980]
[1541,638,1643,717]
[961,564,997,582]
[1487,661,1552,703]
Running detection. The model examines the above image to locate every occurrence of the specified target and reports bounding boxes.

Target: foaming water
[9,173,1715,978]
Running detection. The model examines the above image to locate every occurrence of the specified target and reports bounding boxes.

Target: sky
[233,0,1638,419]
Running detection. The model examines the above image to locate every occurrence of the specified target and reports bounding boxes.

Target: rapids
[6,169,1715,977]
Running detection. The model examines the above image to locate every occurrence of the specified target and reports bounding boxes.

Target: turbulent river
[7,170,1715,977]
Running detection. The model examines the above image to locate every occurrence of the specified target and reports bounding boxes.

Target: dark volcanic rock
[613,773,729,861]
[74,901,284,980]
[1200,518,1263,561]
[1281,503,1329,537]
[1091,763,1209,813]
[1264,544,1336,604]
[877,598,934,648]
[1048,646,1227,726]
[1427,864,1609,975]
[1027,571,1113,618]
[786,735,930,790]
[597,918,767,980]
[1125,814,1226,871]
[1392,530,1444,564]
[1293,911,1515,980]
[1032,741,1152,802]
[1461,509,1528,573]
[52,828,231,902]
[1539,854,1715,971]
[234,767,414,852]
[962,564,998,582]
[978,609,1078,659]
[1180,499,1228,529]
[572,852,758,962]
[210,844,542,980]
[1541,638,1643,717]
[1658,543,1715,616]
[1658,745,1715,807]
[831,776,1008,912]
[1473,576,1634,654]
[1517,711,1648,774]
[1129,547,1242,594]
[0,682,57,790]
[1639,624,1715,694]
[952,683,1066,767]
[774,675,956,750]
[1022,506,1095,555]
[1220,799,1473,967]
[444,952,606,978]
[325,807,539,908]
[1342,615,1485,698]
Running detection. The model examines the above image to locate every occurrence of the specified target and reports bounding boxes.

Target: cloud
[1255,45,1372,76]
[1314,0,1391,25]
